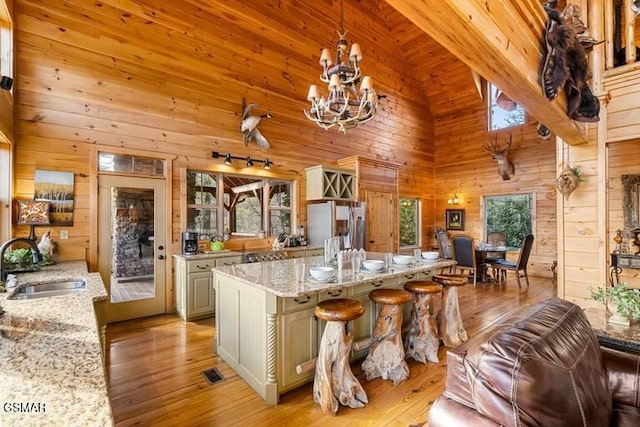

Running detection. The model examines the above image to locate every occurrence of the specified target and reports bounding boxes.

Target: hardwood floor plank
[107,276,556,426]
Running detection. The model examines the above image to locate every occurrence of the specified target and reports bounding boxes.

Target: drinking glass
[384,252,393,270]
[295,262,306,284]
[413,248,422,265]
[352,253,362,278]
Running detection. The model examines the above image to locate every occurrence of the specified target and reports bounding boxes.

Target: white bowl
[362,260,384,272]
[309,266,335,281]
[393,255,413,266]
[422,251,439,260]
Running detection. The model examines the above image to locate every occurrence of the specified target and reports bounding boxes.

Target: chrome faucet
[0,238,41,282]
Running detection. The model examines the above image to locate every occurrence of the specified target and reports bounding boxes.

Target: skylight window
[488,83,526,131]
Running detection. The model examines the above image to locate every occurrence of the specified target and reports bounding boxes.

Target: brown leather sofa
[428,297,640,427]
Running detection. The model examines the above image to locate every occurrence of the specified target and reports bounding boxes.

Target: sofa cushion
[444,298,612,426]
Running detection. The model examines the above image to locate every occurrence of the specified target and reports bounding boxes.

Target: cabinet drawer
[350,278,390,296]
[280,294,318,313]
[186,260,215,273]
[318,286,347,301]
[215,256,243,267]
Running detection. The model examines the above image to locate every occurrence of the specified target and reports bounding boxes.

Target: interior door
[98,175,166,323]
[365,190,396,252]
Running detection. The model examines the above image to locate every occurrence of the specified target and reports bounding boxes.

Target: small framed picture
[446,209,465,231]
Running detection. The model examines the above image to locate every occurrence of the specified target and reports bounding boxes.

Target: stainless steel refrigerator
[306,201,366,249]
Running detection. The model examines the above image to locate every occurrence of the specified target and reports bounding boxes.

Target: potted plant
[589,283,640,325]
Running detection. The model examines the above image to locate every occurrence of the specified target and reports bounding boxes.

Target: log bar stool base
[432,274,469,347]
[362,288,413,386]
[313,298,367,416]
[403,281,443,363]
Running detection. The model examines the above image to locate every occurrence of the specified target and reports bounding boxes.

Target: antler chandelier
[304,0,377,132]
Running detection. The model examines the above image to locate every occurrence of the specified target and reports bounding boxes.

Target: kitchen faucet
[0,238,41,282]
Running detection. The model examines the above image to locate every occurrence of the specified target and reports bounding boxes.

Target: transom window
[186,170,292,240]
[488,82,526,131]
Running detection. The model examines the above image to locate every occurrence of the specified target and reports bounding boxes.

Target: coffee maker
[182,232,198,255]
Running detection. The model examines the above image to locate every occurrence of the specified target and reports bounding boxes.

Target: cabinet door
[188,271,215,318]
[279,308,318,391]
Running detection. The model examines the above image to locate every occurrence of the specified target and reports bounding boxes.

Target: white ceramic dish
[362,260,384,272]
[309,266,335,281]
[422,251,440,260]
[393,255,413,266]
[307,274,336,283]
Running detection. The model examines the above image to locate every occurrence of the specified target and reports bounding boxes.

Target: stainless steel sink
[8,279,87,300]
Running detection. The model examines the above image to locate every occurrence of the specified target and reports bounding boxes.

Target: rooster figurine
[240,99,271,149]
[37,230,54,260]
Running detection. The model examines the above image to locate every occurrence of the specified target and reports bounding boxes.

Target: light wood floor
[106,276,556,426]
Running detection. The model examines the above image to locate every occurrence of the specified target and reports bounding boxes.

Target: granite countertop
[212,254,456,298]
[0,261,113,427]
[172,245,322,261]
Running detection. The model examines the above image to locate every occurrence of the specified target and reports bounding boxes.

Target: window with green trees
[483,193,533,247]
[399,198,421,248]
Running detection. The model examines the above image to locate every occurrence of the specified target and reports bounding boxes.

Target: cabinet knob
[158,245,164,250]
[328,289,343,297]
[158,255,165,260]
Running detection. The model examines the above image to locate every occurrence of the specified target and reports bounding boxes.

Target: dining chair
[434,227,453,273]
[493,234,535,287]
[451,234,480,286]
[486,231,507,247]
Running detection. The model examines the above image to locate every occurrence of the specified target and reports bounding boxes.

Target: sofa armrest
[601,346,640,407]
[428,395,500,427]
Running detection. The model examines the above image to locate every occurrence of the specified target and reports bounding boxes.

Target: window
[399,198,421,248]
[269,181,291,236]
[483,193,533,248]
[488,82,525,131]
[185,170,293,239]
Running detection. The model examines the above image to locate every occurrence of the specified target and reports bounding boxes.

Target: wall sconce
[447,193,460,205]
[212,151,272,170]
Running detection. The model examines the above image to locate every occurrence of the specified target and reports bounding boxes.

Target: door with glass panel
[98,175,166,323]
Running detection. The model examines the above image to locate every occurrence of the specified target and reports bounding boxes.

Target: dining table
[474,245,516,282]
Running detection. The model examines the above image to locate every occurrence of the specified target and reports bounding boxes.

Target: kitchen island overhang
[212,255,456,405]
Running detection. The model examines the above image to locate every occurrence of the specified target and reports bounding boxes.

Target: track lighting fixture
[212,151,274,170]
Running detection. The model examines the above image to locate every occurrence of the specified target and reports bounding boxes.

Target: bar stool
[403,281,443,363]
[362,288,413,386]
[313,298,367,416]
[432,274,468,347]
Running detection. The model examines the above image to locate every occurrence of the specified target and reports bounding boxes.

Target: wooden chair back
[434,227,452,259]
[515,234,535,270]
[487,231,507,247]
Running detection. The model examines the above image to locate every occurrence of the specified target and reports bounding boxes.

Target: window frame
[399,197,422,249]
[481,192,535,250]
[487,82,526,132]
[184,169,295,240]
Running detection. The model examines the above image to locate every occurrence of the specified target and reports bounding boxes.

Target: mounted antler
[483,134,515,180]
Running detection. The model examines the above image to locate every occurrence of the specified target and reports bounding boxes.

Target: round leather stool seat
[315,298,365,322]
[404,281,443,295]
[432,274,467,287]
[369,288,413,305]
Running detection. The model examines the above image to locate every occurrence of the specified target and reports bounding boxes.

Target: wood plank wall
[12,0,437,262]
[433,104,558,279]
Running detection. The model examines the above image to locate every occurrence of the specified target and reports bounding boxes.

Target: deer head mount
[484,134,515,181]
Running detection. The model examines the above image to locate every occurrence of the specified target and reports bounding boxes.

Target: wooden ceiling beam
[386,0,589,145]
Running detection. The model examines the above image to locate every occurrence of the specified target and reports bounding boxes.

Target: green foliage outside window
[399,198,419,247]
[485,194,532,247]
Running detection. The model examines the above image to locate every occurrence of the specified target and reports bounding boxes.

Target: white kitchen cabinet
[305,165,356,201]
[174,255,242,321]
[304,248,324,257]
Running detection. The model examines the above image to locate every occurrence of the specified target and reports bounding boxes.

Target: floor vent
[202,367,224,385]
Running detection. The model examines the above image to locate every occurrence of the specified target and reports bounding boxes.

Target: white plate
[307,275,337,283]
[360,267,384,274]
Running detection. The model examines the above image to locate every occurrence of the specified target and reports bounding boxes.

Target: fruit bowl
[421,251,439,260]
[362,260,384,272]
[393,255,413,266]
[309,266,335,281]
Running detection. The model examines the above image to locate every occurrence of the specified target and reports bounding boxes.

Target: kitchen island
[212,255,456,405]
[0,261,113,427]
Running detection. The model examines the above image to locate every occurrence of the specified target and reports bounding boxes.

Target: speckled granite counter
[0,261,113,427]
[172,245,322,261]
[585,307,640,353]
[212,254,456,297]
